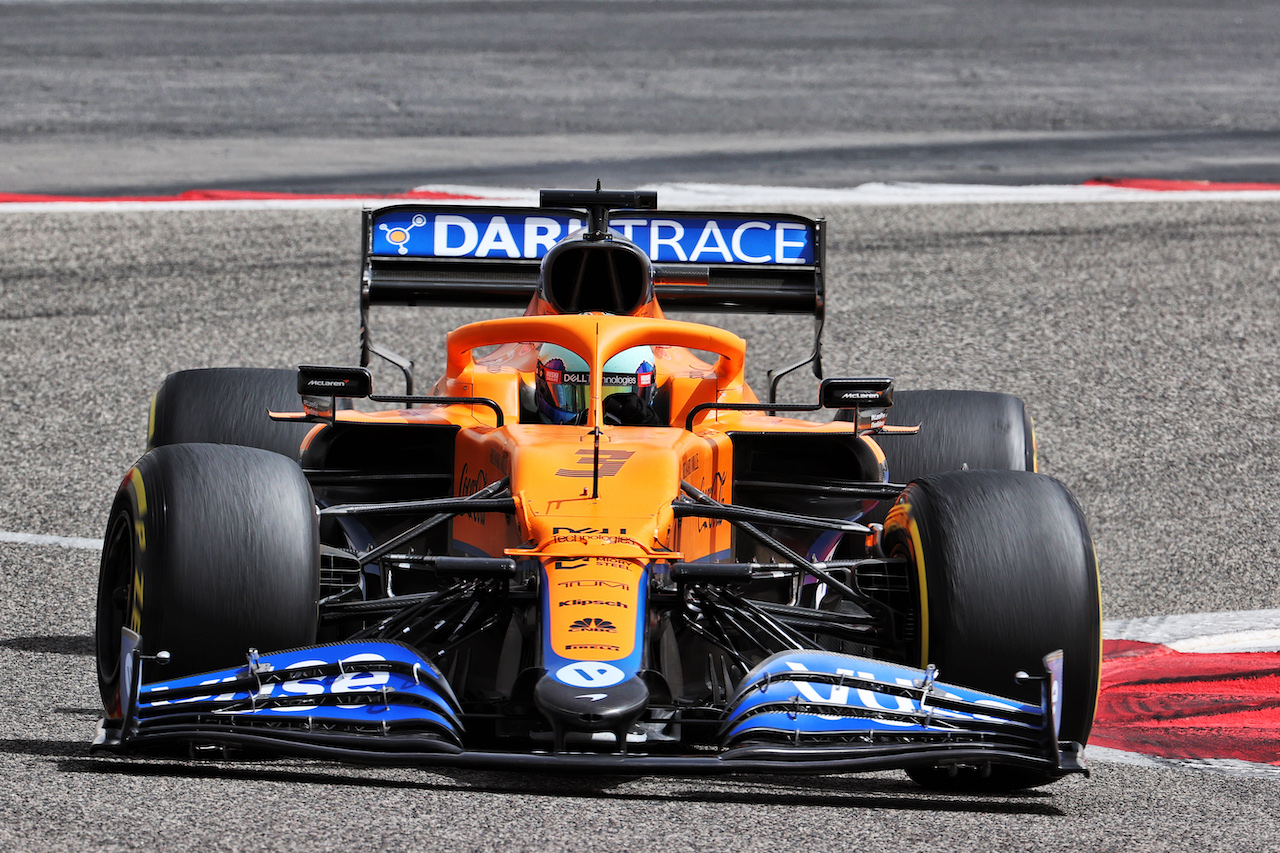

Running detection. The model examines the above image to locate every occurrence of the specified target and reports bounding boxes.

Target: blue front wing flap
[94,636,1082,776]
[718,650,1065,767]
[94,639,467,757]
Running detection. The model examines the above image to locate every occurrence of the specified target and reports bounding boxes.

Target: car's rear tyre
[838,390,1035,526]
[95,443,319,715]
[148,367,316,459]
[882,469,1100,791]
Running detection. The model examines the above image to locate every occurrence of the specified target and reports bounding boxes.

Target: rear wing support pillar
[359,271,416,394]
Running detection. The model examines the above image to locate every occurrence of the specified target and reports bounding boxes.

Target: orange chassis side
[314,312,878,673]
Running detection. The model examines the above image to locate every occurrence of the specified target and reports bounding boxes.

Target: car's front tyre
[95,443,319,715]
[883,469,1100,790]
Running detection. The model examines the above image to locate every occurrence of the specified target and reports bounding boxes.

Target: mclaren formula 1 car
[93,188,1100,790]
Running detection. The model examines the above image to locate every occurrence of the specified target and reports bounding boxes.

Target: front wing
[92,634,1085,778]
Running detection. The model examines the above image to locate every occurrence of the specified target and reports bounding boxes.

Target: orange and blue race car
[93,187,1100,790]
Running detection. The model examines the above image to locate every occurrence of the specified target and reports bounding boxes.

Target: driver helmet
[534,343,591,424]
[602,346,657,406]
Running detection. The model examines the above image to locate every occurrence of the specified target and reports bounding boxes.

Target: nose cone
[534,672,650,747]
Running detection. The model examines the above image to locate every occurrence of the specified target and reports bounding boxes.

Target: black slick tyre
[95,443,319,714]
[882,469,1100,791]
[148,367,316,459]
[870,389,1037,479]
[839,390,1035,527]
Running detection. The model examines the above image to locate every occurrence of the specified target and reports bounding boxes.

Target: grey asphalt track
[3,0,1280,193]
[3,0,1280,849]
[3,201,1280,850]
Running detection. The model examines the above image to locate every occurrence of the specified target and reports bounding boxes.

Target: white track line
[0,198,423,213]
[1168,629,1280,654]
[4,182,1280,213]
[0,530,103,550]
[428,182,1280,208]
[1088,747,1280,779]
[1104,610,1280,652]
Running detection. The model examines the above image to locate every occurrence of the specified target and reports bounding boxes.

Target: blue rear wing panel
[361,204,825,315]
[371,208,815,265]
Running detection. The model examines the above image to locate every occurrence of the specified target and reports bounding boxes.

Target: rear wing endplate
[359,204,826,399]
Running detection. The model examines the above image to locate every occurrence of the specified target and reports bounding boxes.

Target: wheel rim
[882,501,927,669]
[95,510,134,710]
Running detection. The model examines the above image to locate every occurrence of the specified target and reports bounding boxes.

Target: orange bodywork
[322,312,866,667]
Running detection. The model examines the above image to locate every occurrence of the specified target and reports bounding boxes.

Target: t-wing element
[539,186,657,240]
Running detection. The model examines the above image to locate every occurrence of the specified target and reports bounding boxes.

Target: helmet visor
[602,362,656,406]
[536,359,591,422]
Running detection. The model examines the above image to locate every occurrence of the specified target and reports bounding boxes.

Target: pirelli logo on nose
[556,449,634,478]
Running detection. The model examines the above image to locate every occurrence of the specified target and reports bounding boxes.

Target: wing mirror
[297,365,372,422]
[819,377,893,431]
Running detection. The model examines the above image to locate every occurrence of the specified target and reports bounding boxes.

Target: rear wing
[359,203,826,398]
